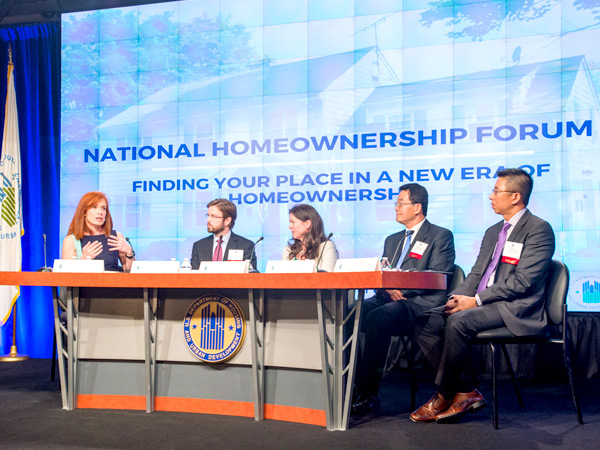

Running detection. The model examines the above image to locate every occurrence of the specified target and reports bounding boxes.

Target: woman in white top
[282,204,338,272]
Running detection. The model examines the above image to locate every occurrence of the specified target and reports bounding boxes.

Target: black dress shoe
[351,394,380,413]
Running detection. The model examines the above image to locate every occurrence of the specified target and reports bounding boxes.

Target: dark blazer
[190,232,257,271]
[382,220,455,308]
[452,209,555,336]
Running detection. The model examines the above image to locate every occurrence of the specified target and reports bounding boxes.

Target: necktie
[396,230,413,268]
[213,237,223,261]
[477,222,511,293]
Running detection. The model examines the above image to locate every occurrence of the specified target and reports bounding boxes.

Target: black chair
[446,264,467,305]
[390,264,466,409]
[473,260,583,429]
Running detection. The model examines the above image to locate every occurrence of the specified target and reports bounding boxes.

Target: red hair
[67,192,113,239]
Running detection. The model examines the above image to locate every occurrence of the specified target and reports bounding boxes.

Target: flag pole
[0,44,29,362]
[0,307,29,362]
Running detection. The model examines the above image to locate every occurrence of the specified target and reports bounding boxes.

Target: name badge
[228,249,244,261]
[501,241,523,265]
[409,241,429,260]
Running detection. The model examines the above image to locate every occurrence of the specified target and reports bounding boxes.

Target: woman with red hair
[61,192,135,272]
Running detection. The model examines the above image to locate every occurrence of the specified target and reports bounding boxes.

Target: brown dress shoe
[436,389,487,423]
[410,392,450,423]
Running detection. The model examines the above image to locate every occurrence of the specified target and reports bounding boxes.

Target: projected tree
[62,8,262,138]
[179,13,262,79]
[61,9,261,97]
[421,0,600,41]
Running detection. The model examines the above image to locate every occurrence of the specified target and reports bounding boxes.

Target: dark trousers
[355,294,430,398]
[414,303,505,398]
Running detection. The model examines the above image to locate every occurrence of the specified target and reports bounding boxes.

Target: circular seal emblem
[183,294,246,363]
[568,274,600,312]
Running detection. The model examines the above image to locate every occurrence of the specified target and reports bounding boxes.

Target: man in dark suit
[353,183,455,412]
[411,168,555,424]
[190,198,257,271]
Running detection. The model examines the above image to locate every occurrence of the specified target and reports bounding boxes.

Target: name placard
[265,260,316,273]
[333,257,380,273]
[53,259,105,273]
[130,260,181,273]
[198,260,249,274]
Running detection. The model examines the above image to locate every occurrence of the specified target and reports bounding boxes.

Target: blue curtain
[0,24,60,357]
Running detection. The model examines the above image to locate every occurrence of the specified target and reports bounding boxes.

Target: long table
[0,270,445,431]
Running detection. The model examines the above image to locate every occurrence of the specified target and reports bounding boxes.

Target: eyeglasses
[395,202,415,208]
[205,214,224,219]
[491,189,517,196]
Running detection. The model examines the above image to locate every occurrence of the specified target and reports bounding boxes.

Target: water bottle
[180,257,192,273]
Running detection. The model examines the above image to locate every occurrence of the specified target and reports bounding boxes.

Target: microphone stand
[316,232,334,272]
[248,236,264,273]
[389,229,414,269]
[125,237,136,257]
[37,233,52,272]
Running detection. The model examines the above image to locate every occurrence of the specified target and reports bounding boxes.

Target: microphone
[247,236,264,273]
[37,233,52,272]
[316,232,334,272]
[390,229,414,268]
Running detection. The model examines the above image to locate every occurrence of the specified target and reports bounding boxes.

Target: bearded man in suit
[190,198,257,271]
[411,168,555,424]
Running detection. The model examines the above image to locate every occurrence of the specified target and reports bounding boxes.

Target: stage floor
[1,359,598,449]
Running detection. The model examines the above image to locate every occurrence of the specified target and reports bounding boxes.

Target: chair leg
[466,354,479,389]
[562,341,583,424]
[405,337,417,410]
[51,333,57,381]
[500,344,524,408]
[490,342,499,429]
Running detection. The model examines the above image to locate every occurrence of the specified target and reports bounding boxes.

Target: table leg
[52,286,68,409]
[317,289,334,429]
[340,288,363,429]
[67,287,79,410]
[317,288,364,431]
[248,288,265,421]
[144,288,158,413]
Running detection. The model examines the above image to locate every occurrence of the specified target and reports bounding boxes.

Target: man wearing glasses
[411,168,555,424]
[353,183,456,414]
[190,198,257,270]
